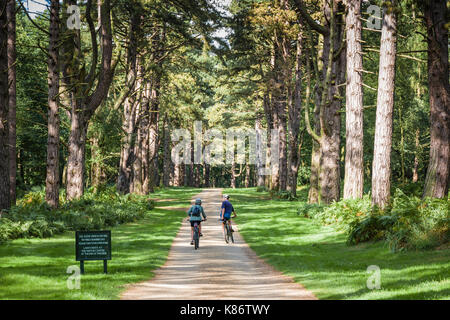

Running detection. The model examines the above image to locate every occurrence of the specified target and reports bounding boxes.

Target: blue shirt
[221,200,234,217]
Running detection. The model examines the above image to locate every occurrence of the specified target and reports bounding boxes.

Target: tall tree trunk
[272,26,289,192]
[270,38,281,191]
[287,31,304,197]
[148,77,160,193]
[0,2,10,210]
[132,104,143,194]
[231,160,236,189]
[141,82,150,194]
[117,9,140,194]
[255,116,266,187]
[412,129,420,183]
[263,93,272,189]
[308,108,321,203]
[307,34,323,204]
[45,0,60,208]
[204,163,210,188]
[194,164,201,188]
[162,116,171,187]
[90,135,105,192]
[245,162,251,188]
[343,0,364,199]
[318,0,344,204]
[173,163,180,187]
[63,0,114,200]
[117,96,138,194]
[422,0,450,199]
[372,2,398,209]
[66,110,88,200]
[303,0,344,204]
[7,0,16,205]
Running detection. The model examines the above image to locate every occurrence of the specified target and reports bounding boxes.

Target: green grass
[0,187,200,300]
[225,187,450,300]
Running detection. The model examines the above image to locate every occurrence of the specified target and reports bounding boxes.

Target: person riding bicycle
[188,198,207,245]
[220,195,236,234]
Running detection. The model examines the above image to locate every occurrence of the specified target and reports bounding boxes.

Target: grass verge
[0,187,200,300]
[226,187,450,300]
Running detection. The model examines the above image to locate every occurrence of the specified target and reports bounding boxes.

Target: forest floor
[121,188,317,300]
[226,187,450,300]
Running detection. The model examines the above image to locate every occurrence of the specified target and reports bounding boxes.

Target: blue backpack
[191,205,201,217]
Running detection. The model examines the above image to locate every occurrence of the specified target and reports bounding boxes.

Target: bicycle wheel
[194,227,199,250]
[224,224,229,244]
[230,227,234,244]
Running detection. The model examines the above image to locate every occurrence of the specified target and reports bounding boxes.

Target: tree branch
[292,0,329,36]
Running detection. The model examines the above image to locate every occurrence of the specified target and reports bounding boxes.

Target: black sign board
[75,231,111,274]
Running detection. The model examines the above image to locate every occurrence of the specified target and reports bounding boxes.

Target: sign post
[76,231,111,274]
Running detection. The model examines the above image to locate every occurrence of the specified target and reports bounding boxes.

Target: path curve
[121,189,317,300]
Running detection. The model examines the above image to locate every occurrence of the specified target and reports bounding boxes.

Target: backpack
[191,205,201,217]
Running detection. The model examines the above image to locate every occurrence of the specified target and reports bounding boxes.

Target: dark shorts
[190,221,201,227]
[222,216,231,223]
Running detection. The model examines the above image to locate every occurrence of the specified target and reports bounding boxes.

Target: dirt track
[121,188,317,300]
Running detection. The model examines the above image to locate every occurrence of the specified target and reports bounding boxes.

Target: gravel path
[121,188,317,300]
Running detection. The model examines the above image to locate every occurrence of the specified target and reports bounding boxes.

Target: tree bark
[117,94,138,194]
[0,2,10,210]
[263,93,272,189]
[66,109,88,199]
[412,129,420,183]
[343,0,364,199]
[132,103,143,194]
[148,77,160,192]
[318,0,344,204]
[7,0,16,205]
[90,135,106,192]
[162,116,171,187]
[287,31,304,197]
[272,19,290,192]
[45,0,61,208]
[204,163,210,188]
[117,9,140,194]
[422,0,450,199]
[231,160,236,189]
[372,2,398,209]
[245,162,251,188]
[63,0,114,200]
[308,106,321,203]
[255,116,266,187]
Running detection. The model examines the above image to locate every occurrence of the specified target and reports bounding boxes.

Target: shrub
[297,166,311,186]
[385,190,449,251]
[347,215,396,245]
[0,186,153,244]
[346,190,449,251]
[314,196,372,232]
[256,186,267,193]
[276,191,297,201]
[297,202,325,219]
[268,190,298,201]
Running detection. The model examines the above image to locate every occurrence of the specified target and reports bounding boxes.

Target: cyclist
[220,194,237,235]
[188,198,207,245]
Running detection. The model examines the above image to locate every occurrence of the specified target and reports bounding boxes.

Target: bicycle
[192,220,206,250]
[220,218,234,244]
